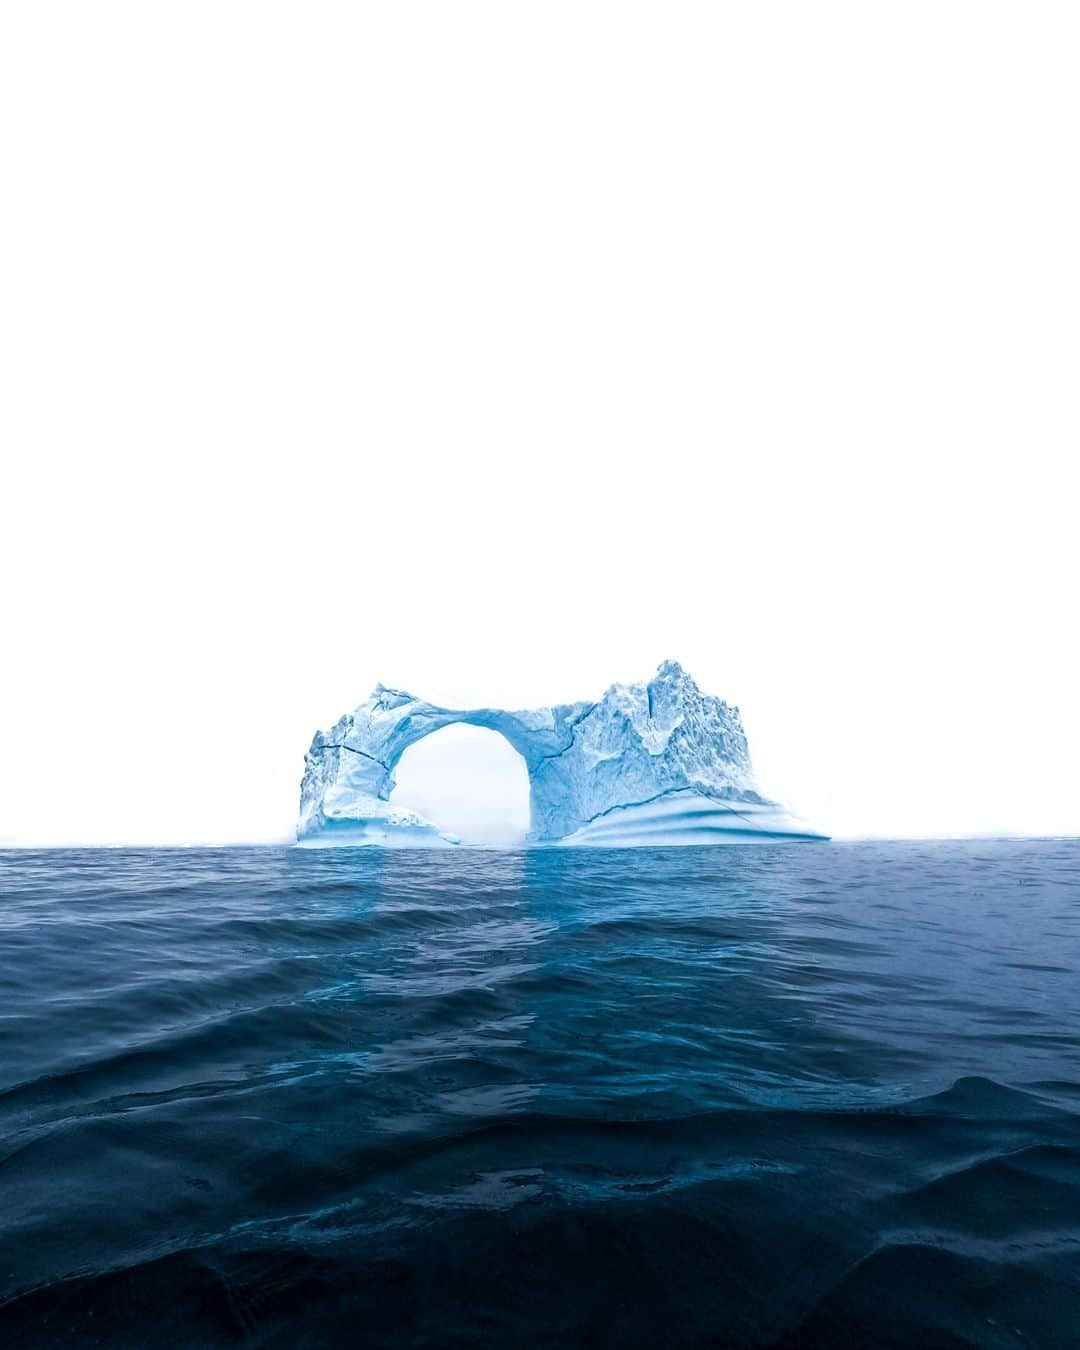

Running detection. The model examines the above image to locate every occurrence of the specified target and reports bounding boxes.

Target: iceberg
[296,661,826,847]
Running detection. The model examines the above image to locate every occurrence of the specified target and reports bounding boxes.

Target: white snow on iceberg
[296,661,826,848]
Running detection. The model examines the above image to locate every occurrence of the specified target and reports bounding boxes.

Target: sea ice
[296,661,825,847]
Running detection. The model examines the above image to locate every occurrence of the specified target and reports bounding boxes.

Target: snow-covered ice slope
[296,661,825,847]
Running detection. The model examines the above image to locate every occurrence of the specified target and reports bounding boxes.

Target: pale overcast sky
[2,4,1077,845]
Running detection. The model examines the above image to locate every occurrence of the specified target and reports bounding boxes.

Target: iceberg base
[547,790,826,847]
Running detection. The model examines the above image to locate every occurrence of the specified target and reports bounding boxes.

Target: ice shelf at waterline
[296,661,825,847]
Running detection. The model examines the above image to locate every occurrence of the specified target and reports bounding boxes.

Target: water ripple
[0,840,1078,1346]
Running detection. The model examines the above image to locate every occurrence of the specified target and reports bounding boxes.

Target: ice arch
[297,682,586,847]
[389,724,531,846]
[297,663,828,847]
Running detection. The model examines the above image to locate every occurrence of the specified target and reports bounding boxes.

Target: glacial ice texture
[296,661,825,847]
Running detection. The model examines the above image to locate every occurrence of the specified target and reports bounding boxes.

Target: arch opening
[388,723,531,847]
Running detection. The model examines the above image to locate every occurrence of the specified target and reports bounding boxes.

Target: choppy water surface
[1,841,1079,1347]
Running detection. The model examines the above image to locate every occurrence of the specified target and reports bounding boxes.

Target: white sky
[391,726,533,848]
[2,4,1077,846]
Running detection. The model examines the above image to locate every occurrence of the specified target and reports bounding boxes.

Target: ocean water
[1,841,1078,1348]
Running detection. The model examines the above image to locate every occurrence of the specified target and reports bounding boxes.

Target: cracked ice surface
[296,661,825,847]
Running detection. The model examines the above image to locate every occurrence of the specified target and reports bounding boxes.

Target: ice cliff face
[297,661,824,847]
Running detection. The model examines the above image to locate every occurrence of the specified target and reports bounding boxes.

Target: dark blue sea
[1,841,1078,1348]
